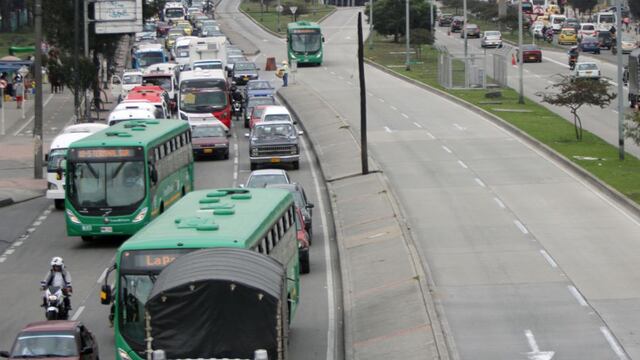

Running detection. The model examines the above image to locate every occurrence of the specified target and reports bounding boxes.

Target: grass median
[0,27,34,58]
[240,1,335,35]
[364,33,640,204]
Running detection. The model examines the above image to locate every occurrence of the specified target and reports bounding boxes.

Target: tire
[292,161,299,170]
[300,251,310,274]
[81,236,93,242]
[54,199,65,210]
[223,151,229,160]
[244,118,249,128]
[250,162,257,171]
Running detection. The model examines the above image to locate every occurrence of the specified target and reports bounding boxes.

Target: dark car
[249,121,300,170]
[191,122,230,160]
[597,31,613,49]
[579,36,601,54]
[232,61,260,85]
[0,321,98,360]
[519,44,542,63]
[438,14,453,27]
[450,16,464,32]
[244,80,276,100]
[225,55,248,76]
[244,95,277,128]
[267,183,314,239]
[461,24,480,38]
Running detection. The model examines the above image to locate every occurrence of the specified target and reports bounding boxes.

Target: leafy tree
[410,28,433,58]
[567,0,597,15]
[538,76,616,140]
[625,112,640,146]
[370,0,435,42]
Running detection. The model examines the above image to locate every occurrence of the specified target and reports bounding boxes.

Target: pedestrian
[623,17,630,31]
[280,60,289,87]
[14,79,24,109]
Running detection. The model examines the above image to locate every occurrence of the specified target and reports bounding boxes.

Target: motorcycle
[232,100,242,120]
[544,30,554,44]
[43,286,69,320]
[569,55,578,70]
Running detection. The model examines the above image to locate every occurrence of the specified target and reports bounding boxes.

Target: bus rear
[287,21,324,65]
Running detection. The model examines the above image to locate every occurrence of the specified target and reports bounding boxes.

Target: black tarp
[145,248,287,360]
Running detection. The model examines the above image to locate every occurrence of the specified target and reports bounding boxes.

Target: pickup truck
[249,120,301,170]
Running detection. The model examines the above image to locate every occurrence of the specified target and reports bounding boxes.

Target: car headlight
[48,182,58,190]
[291,145,298,154]
[118,349,132,360]
[133,207,148,223]
[66,209,80,224]
[251,147,258,156]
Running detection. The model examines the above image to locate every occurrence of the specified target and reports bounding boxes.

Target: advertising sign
[94,0,143,34]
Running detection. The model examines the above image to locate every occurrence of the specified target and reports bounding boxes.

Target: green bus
[100,188,301,360]
[65,119,194,240]
[287,21,324,66]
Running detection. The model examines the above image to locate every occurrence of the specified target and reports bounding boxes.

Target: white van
[549,14,566,32]
[114,101,166,119]
[46,123,108,210]
[111,70,143,102]
[108,109,157,126]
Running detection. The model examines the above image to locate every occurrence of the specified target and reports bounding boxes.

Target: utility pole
[74,0,79,120]
[405,0,410,71]
[616,0,624,159]
[430,1,434,33]
[84,0,91,122]
[463,0,467,58]
[518,0,524,104]
[368,0,373,49]
[357,12,368,175]
[34,0,43,179]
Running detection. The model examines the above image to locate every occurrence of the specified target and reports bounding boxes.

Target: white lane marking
[378,98,385,103]
[567,285,588,306]
[3,249,14,255]
[524,69,530,73]
[534,74,542,78]
[390,105,397,111]
[612,109,619,114]
[539,249,558,268]
[401,113,409,119]
[600,326,630,359]
[525,329,555,360]
[13,241,23,247]
[234,157,238,165]
[71,305,85,321]
[413,122,423,128]
[442,145,452,153]
[457,160,468,169]
[514,220,529,234]
[546,80,555,85]
[38,215,46,221]
[233,142,239,187]
[545,56,569,68]
[494,197,506,209]
[97,267,109,284]
[426,131,435,139]
[367,92,373,97]
[13,93,54,135]
[0,257,5,263]
[27,228,35,233]
[32,221,41,227]
[367,232,386,239]
[323,67,328,70]
[453,123,466,130]
[300,136,337,360]
[330,71,336,75]
[383,126,392,133]
[347,81,353,86]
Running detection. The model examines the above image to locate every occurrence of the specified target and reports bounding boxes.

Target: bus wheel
[81,236,93,242]
[300,251,310,274]
[54,199,65,210]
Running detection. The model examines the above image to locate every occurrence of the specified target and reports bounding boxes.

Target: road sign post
[290,6,297,22]
[18,66,29,120]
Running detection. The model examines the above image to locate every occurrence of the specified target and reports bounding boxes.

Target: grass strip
[240,1,335,35]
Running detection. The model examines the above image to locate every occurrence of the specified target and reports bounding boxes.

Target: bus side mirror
[150,166,159,184]
[322,36,325,42]
[100,284,112,305]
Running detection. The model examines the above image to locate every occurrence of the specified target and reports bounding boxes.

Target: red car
[249,105,271,129]
[519,44,542,63]
[0,321,99,360]
[295,206,310,274]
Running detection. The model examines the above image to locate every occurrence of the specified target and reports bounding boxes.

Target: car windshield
[485,31,500,37]
[264,114,291,122]
[47,149,66,172]
[68,158,146,212]
[290,31,322,52]
[246,174,288,188]
[165,8,184,18]
[180,89,227,113]
[123,74,142,85]
[562,29,576,35]
[143,76,172,92]
[192,125,225,138]
[234,62,256,71]
[254,123,295,138]
[11,333,78,358]
[582,24,595,30]
[248,98,275,108]
[577,63,598,70]
[192,62,222,70]
[252,107,267,119]
[248,81,272,90]
[523,45,538,51]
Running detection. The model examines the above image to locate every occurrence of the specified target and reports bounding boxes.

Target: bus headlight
[133,207,148,223]
[118,349,132,360]
[66,209,80,224]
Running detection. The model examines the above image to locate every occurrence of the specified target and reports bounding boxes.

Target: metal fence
[437,45,510,89]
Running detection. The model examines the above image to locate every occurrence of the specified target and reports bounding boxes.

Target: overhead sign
[94,0,143,34]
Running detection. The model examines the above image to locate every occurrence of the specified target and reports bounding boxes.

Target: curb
[0,191,45,209]
[364,57,640,219]
[0,198,14,208]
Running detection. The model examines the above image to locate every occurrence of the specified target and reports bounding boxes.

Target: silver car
[481,30,503,48]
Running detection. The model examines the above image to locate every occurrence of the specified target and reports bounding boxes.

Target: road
[435,26,640,159]
[225,4,640,359]
[0,40,341,360]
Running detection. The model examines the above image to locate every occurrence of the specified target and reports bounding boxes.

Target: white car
[578,23,596,40]
[480,30,503,48]
[621,35,638,54]
[244,169,291,188]
[530,23,545,39]
[573,62,601,80]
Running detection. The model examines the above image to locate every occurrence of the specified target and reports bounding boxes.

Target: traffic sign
[0,79,7,89]
[276,5,284,13]
[290,6,298,14]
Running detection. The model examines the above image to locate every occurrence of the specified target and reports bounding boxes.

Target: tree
[625,112,640,146]
[538,76,616,140]
[370,0,435,42]
[410,28,434,59]
[567,0,597,15]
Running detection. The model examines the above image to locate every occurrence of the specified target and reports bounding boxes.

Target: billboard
[94,0,143,34]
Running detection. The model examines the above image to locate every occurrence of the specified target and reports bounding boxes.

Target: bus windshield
[180,89,227,113]
[290,31,322,52]
[119,273,154,350]
[67,158,145,213]
[598,14,615,23]
[143,76,172,92]
[180,78,226,92]
[47,149,66,172]
[165,8,184,18]
[137,52,164,68]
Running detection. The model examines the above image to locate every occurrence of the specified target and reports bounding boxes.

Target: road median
[279,85,450,360]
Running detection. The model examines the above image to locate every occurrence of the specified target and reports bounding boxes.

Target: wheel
[54,199,65,210]
[81,236,93,242]
[300,251,310,274]
[292,161,299,170]
[223,151,229,160]
[250,162,257,171]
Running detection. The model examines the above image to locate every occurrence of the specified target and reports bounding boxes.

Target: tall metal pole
[34,0,43,179]
[405,0,410,71]
[84,0,90,122]
[74,0,79,119]
[518,0,524,104]
[1,88,4,136]
[616,0,624,160]
[357,12,368,175]
[276,0,281,33]
[463,0,467,58]
[368,0,373,49]
[430,1,434,33]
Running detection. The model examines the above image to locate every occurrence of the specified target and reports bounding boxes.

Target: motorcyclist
[41,257,72,311]
[544,27,554,42]
[230,85,244,116]
[568,45,579,69]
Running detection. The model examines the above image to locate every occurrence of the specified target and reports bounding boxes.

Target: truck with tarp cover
[144,248,288,360]
[628,49,640,108]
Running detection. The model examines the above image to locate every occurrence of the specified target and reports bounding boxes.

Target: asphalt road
[435,26,640,159]
[224,5,640,359]
[0,42,341,360]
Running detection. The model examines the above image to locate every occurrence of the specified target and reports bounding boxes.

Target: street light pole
[368,0,373,49]
[463,0,467,58]
[74,0,79,120]
[405,0,410,71]
[84,0,91,122]
[518,0,524,104]
[616,0,624,160]
[430,1,434,33]
[34,0,43,179]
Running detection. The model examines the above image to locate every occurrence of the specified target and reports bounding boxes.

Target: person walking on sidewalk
[280,60,289,87]
[14,79,24,109]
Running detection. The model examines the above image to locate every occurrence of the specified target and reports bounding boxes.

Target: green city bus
[65,119,194,240]
[287,21,324,66]
[100,188,301,360]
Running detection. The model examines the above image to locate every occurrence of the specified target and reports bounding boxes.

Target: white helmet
[51,256,64,268]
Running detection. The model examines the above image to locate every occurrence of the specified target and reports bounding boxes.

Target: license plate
[586,71,592,74]
[529,56,535,59]
[81,225,92,231]
[271,157,281,163]
[243,76,249,80]
[100,226,113,233]
[203,148,213,154]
